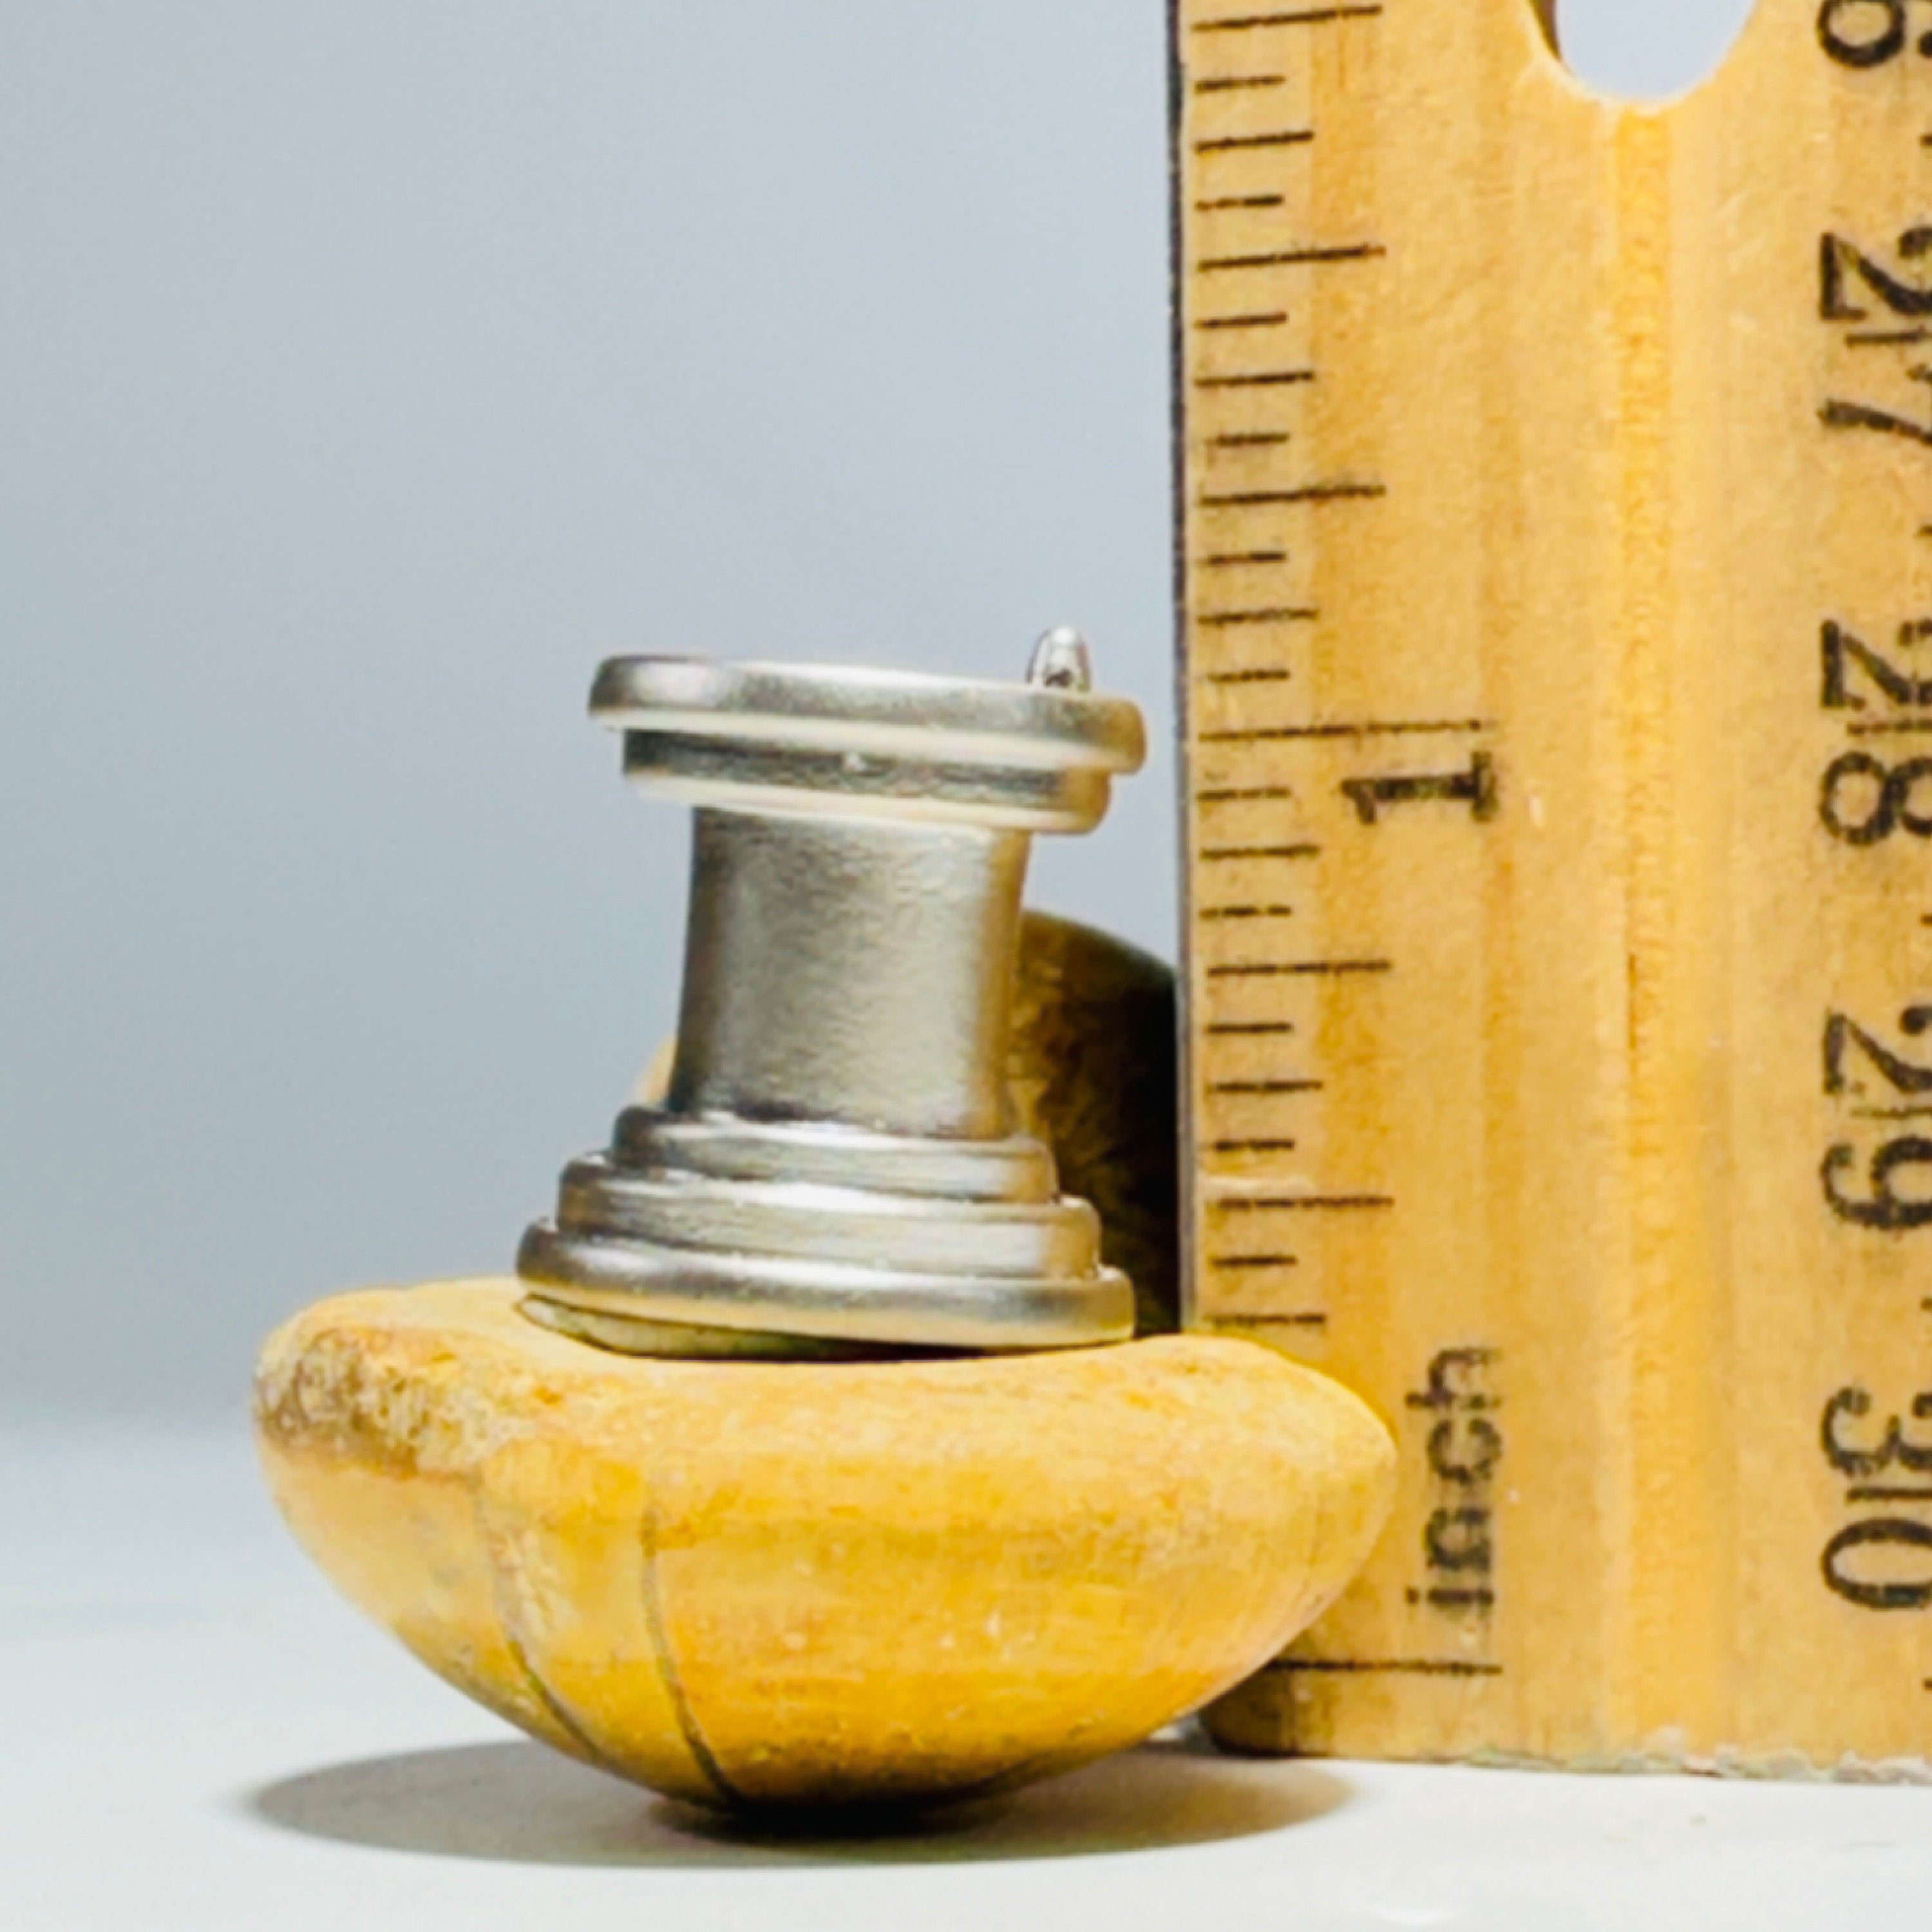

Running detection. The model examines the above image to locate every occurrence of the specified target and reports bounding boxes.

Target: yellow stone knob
[256,1279,1393,1812]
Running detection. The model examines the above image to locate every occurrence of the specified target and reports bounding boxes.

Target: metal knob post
[517,632,1148,1359]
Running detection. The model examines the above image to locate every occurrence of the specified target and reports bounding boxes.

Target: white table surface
[5,1425,1927,1932]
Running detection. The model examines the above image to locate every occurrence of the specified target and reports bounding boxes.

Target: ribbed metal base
[517,1108,1135,1358]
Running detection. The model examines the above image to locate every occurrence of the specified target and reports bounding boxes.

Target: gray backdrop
[0,0,1754,1422]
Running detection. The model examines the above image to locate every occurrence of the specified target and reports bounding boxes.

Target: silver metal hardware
[516,634,1148,1359]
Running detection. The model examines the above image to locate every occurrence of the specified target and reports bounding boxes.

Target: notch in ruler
[1177,0,1932,1775]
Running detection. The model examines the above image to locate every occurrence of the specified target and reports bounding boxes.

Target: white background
[10,6,1926,1928]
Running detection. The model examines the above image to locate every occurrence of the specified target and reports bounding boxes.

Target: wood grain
[1179,0,1932,1772]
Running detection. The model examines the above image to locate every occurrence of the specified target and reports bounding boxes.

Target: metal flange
[516,631,1148,1359]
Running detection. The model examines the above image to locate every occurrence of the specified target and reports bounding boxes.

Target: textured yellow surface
[256,1280,1393,1810]
[1004,913,1179,1335]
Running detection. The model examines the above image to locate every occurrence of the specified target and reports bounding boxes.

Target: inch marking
[1209,958,1392,977]
[1848,1486,1932,1504]
[1208,667,1297,683]
[1196,193,1288,211]
[1202,904,1298,920]
[1197,312,1289,332]
[1209,433,1293,449]
[1199,244,1387,272]
[1199,609,1316,629]
[1848,719,1932,736]
[1209,1023,1298,1037]
[1193,129,1317,153]
[1213,1140,1302,1154]
[1192,5,1384,29]
[1203,717,1490,743]
[1193,75,1286,92]
[1213,1254,1301,1271]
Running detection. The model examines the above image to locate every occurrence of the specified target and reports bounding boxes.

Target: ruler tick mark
[1197,313,1289,332]
[1200,842,1320,859]
[1209,1079,1325,1096]
[1822,399,1932,447]
[1193,75,1287,93]
[1195,370,1317,390]
[1199,609,1316,629]
[1199,245,1387,272]
[1209,959,1392,977]
[1203,718,1490,743]
[1209,1024,1298,1038]
[1208,434,1294,450]
[1213,1255,1301,1271]
[1210,1310,1329,1327]
[1848,1486,1932,1503]
[1200,481,1385,505]
[1208,668,1298,683]
[1193,129,1316,154]
[1192,5,1383,29]
[1211,1193,1396,1212]
[1195,194,1288,211]
[1202,905,1298,920]
[1199,785,1297,801]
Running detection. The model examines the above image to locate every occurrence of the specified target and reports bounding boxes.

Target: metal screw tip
[1028,627,1094,692]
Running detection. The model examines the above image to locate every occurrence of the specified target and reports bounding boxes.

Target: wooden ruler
[1178,0,1932,1772]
